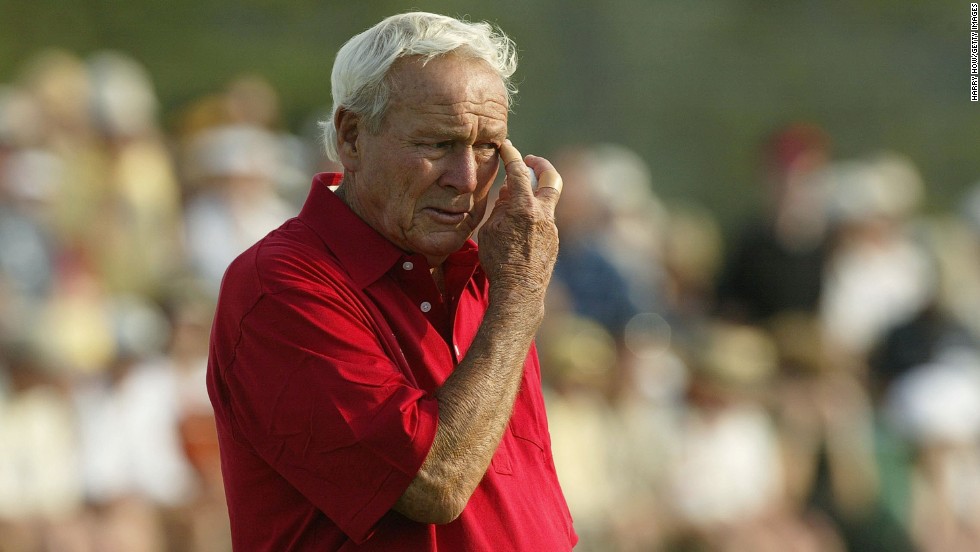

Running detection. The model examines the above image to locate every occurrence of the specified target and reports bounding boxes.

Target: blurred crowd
[0,49,320,551]
[0,49,978,552]
[540,127,980,552]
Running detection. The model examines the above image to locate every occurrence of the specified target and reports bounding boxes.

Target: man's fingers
[499,140,563,210]
[498,140,533,199]
[498,139,523,166]
[524,155,563,207]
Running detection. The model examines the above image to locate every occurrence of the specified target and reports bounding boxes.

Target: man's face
[342,54,508,265]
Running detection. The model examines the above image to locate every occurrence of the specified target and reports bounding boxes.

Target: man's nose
[441,148,479,193]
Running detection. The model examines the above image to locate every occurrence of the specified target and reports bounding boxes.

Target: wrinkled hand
[478,140,562,308]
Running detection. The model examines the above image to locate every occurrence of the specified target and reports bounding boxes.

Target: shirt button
[402,261,414,270]
[420,301,432,313]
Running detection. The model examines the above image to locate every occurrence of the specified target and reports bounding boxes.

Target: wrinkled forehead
[386,55,509,117]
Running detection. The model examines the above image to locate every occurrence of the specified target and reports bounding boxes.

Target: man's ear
[335,107,360,171]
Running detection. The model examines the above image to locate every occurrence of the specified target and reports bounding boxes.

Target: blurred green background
[0,0,975,227]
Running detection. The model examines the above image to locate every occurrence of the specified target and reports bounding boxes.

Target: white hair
[319,12,518,162]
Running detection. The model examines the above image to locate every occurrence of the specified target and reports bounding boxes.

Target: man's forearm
[393,297,542,524]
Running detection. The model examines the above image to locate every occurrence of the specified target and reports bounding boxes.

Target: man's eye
[475,144,499,159]
[417,141,452,151]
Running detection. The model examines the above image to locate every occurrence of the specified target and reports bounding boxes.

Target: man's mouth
[425,207,468,224]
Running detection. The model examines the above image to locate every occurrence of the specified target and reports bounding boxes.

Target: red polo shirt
[207,173,576,551]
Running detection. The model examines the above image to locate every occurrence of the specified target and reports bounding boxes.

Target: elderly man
[206,12,577,551]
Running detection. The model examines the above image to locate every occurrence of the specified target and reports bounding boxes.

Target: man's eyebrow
[410,124,462,139]
[410,124,506,144]
[481,123,508,142]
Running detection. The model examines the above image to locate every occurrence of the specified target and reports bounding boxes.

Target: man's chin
[413,233,472,260]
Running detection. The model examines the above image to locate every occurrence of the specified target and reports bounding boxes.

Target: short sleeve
[223,286,439,543]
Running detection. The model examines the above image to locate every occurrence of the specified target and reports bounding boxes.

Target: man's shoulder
[225,217,352,295]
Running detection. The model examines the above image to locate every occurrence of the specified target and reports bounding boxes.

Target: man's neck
[430,264,447,297]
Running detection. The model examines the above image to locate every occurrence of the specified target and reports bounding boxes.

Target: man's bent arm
[394,142,562,524]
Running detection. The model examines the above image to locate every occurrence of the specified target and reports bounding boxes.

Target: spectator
[715,123,833,324]
[181,123,294,294]
[819,152,933,366]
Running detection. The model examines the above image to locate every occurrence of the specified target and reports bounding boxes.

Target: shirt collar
[298,173,481,288]
[298,173,403,289]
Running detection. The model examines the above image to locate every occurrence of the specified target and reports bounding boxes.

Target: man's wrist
[484,292,546,329]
